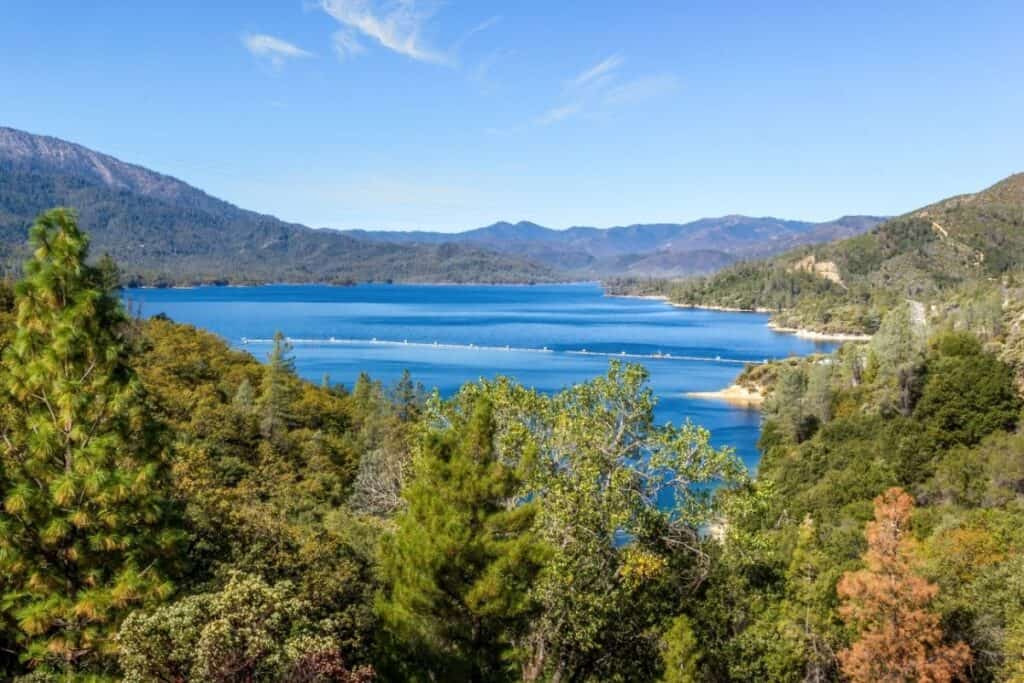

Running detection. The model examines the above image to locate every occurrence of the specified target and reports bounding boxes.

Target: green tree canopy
[376,396,545,682]
[0,209,183,676]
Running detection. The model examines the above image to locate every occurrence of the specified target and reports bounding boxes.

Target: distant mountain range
[0,126,884,284]
[346,215,886,277]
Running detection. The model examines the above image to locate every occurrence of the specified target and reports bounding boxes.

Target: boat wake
[240,336,767,366]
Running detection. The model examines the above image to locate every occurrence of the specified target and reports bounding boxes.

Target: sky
[1,1,1023,232]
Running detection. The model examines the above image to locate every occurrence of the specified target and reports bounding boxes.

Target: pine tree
[376,396,545,682]
[782,515,841,682]
[837,487,971,682]
[658,614,702,683]
[0,209,182,675]
[257,330,298,439]
[390,369,424,422]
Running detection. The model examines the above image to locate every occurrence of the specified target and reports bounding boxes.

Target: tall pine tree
[257,330,298,439]
[0,209,182,676]
[376,396,545,682]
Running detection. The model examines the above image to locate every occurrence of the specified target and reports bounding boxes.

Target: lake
[124,283,836,470]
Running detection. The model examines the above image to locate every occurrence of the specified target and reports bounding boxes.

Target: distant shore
[607,293,873,341]
[687,384,764,408]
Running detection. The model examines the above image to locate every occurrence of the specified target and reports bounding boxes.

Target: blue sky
[2,1,1022,231]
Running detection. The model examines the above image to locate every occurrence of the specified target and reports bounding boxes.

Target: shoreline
[130,279,590,290]
[607,293,873,340]
[669,302,773,314]
[606,293,772,314]
[687,384,764,408]
[766,322,872,341]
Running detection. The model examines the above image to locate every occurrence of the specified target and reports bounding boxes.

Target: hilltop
[0,127,559,285]
[611,173,1024,336]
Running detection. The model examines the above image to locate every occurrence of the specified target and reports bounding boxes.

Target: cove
[124,283,836,471]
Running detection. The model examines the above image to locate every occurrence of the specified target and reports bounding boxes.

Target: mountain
[0,126,884,284]
[611,173,1024,334]
[345,214,886,276]
[0,127,560,285]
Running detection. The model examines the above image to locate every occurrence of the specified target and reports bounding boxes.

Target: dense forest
[1,209,1023,681]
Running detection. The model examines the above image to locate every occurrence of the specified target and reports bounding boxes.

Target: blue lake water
[124,283,835,471]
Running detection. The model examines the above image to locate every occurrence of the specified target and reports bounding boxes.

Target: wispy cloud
[536,103,583,126]
[534,55,677,127]
[319,0,450,65]
[605,73,679,105]
[331,30,366,59]
[243,33,313,68]
[568,54,624,89]
[453,15,502,53]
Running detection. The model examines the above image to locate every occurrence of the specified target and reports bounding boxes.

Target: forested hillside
[0,127,559,285]
[609,173,1024,337]
[1,210,1022,682]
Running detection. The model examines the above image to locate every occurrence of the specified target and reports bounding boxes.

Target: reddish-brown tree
[837,487,971,683]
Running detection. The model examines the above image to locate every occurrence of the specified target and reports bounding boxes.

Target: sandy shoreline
[687,384,765,408]
[766,322,872,341]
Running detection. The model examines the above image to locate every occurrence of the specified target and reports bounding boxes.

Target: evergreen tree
[257,331,298,439]
[94,253,121,296]
[782,516,842,682]
[658,614,702,683]
[867,304,927,415]
[804,362,834,425]
[390,369,424,422]
[764,366,815,442]
[914,333,1021,449]
[376,396,545,682]
[0,209,182,675]
[837,487,971,682]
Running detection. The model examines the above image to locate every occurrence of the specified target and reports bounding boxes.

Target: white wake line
[240,337,768,366]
